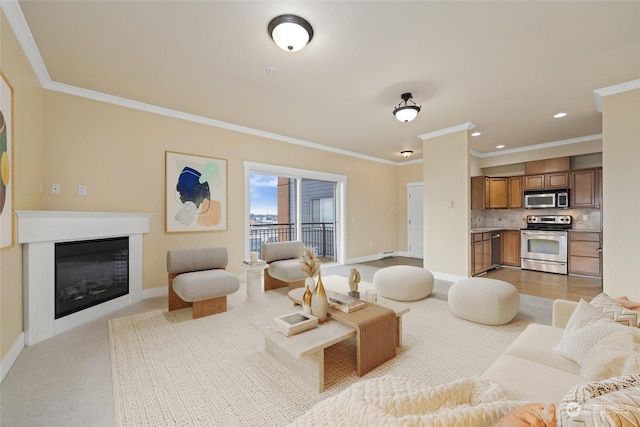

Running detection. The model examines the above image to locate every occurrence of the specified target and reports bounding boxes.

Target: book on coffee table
[328,292,366,313]
[272,311,318,336]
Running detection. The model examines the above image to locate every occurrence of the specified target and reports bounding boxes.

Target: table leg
[246,270,262,300]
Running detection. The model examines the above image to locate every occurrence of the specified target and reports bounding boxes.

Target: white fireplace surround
[16,211,154,346]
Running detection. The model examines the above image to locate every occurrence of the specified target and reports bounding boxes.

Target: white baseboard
[433,272,467,283]
[1,332,25,383]
[143,286,168,299]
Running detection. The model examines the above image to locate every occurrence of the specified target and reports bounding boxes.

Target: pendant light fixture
[268,14,314,52]
[393,93,421,122]
[401,150,414,158]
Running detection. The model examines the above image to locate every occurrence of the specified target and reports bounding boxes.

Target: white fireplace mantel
[16,211,155,345]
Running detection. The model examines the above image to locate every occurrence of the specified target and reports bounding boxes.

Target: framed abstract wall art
[0,71,14,249]
[165,151,227,233]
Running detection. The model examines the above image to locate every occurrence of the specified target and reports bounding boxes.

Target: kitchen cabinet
[507,176,523,208]
[470,176,509,209]
[487,178,508,209]
[501,230,521,266]
[568,231,602,277]
[571,168,601,208]
[524,172,569,190]
[525,157,571,175]
[471,232,492,275]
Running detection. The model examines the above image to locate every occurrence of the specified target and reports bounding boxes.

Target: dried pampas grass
[299,247,320,277]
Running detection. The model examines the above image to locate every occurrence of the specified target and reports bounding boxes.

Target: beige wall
[41,91,401,288]
[1,11,46,360]
[423,130,470,277]
[601,88,640,300]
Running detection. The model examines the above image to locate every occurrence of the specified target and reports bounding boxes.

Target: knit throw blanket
[288,375,528,426]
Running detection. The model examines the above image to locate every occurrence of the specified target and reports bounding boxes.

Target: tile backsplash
[471,208,601,231]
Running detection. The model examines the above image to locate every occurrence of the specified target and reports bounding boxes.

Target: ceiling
[11,1,640,163]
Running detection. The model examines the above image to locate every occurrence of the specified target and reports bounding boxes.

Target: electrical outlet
[51,184,60,194]
[78,185,87,196]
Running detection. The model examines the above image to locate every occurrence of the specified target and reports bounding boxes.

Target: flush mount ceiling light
[471,132,482,137]
[393,93,421,123]
[553,112,568,119]
[401,150,413,158]
[268,14,314,52]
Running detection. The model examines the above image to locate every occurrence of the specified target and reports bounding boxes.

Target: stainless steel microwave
[524,190,569,209]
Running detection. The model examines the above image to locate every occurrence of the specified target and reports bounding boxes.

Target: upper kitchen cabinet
[471,176,522,210]
[507,176,523,209]
[524,172,570,190]
[571,168,602,208]
[523,157,571,190]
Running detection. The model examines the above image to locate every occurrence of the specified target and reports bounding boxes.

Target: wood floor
[360,257,602,302]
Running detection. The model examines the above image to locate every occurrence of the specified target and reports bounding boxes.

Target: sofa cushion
[590,292,639,327]
[554,299,626,364]
[482,354,581,404]
[504,323,580,375]
[268,259,308,282]
[580,328,640,381]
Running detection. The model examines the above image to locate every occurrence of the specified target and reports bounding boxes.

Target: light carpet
[108,285,529,426]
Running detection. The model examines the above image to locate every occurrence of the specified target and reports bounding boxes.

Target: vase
[305,276,316,293]
[311,271,328,323]
[302,283,313,314]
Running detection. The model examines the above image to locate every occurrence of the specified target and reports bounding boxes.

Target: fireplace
[55,237,130,319]
[16,210,154,345]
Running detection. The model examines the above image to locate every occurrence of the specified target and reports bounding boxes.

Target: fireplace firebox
[55,237,129,319]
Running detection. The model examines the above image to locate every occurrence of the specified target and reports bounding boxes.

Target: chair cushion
[172,270,239,302]
[261,241,304,262]
[268,259,308,282]
[167,247,228,274]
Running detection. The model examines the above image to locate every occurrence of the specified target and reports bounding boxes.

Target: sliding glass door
[244,162,346,264]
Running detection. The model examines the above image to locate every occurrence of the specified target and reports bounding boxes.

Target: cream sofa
[483,295,640,425]
[482,299,583,404]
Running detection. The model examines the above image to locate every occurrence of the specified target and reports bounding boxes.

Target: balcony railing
[250,222,334,259]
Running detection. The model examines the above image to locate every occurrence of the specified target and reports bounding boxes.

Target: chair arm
[552,299,579,328]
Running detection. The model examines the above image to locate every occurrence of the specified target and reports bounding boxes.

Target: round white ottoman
[448,278,520,325]
[373,265,434,301]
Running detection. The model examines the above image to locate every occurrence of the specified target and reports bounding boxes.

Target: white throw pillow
[590,292,639,327]
[554,299,626,364]
[580,328,640,381]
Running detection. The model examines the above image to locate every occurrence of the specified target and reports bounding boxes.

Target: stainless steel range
[521,215,572,275]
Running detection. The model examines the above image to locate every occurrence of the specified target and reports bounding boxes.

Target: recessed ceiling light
[496,145,505,149]
[553,112,568,119]
[471,132,481,137]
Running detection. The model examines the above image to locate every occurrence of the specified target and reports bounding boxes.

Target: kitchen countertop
[470,227,520,233]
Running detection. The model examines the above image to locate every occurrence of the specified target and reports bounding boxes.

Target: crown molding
[418,122,477,141]
[469,134,602,158]
[593,79,640,112]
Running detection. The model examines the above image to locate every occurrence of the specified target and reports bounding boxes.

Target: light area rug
[108,284,529,426]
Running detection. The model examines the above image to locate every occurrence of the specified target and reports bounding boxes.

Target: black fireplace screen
[55,237,129,319]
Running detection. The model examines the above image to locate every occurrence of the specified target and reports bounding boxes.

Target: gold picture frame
[165,151,228,233]
[1,70,15,249]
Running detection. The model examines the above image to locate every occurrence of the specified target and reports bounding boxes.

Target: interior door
[407,183,424,258]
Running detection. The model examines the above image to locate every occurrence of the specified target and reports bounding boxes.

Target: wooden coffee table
[264,319,355,392]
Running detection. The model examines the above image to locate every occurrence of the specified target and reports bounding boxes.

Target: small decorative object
[311,270,328,323]
[328,292,365,313]
[272,311,318,336]
[366,289,378,304]
[348,267,361,299]
[302,284,313,314]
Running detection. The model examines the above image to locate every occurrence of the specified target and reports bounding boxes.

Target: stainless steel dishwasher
[491,231,501,268]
